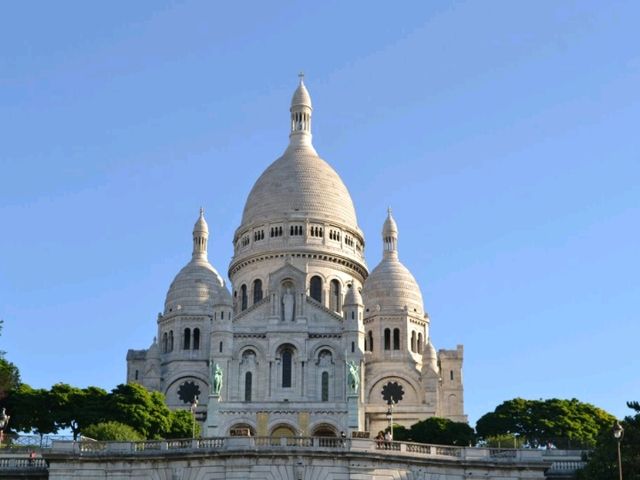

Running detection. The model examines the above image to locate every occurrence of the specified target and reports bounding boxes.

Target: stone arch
[229,422,256,436]
[310,343,339,362]
[270,422,298,438]
[268,339,304,359]
[366,374,422,405]
[164,373,208,406]
[311,422,339,437]
[236,342,267,361]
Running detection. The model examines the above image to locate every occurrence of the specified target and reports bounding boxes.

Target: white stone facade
[126,78,466,437]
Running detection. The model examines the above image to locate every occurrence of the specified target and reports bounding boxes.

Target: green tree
[476,398,615,448]
[0,320,21,400]
[165,409,200,439]
[577,402,640,480]
[50,383,109,439]
[4,384,57,441]
[397,417,475,446]
[107,383,171,439]
[82,421,144,441]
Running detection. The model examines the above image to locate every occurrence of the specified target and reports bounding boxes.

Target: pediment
[268,261,306,293]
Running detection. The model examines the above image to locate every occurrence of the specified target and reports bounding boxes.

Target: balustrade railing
[0,457,48,470]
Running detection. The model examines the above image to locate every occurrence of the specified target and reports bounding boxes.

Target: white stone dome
[362,258,424,314]
[164,260,231,314]
[240,145,359,229]
[164,211,232,315]
[362,210,424,314]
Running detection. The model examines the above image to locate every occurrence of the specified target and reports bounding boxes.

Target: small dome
[344,283,363,306]
[362,211,424,314]
[164,259,231,315]
[165,210,232,315]
[362,259,424,314]
[291,78,312,109]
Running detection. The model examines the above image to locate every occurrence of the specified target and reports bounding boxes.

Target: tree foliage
[82,421,144,441]
[577,401,640,480]
[3,384,57,438]
[165,409,200,439]
[476,398,615,448]
[107,383,172,439]
[0,320,21,400]
[392,417,475,446]
[50,383,109,439]
[2,381,181,440]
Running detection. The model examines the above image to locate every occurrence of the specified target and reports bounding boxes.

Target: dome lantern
[192,207,209,259]
[382,207,398,260]
[289,73,313,146]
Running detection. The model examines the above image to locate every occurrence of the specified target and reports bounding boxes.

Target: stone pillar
[206,394,220,436]
[347,393,361,431]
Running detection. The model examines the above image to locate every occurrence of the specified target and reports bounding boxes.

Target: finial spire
[298,71,305,83]
[200,207,204,216]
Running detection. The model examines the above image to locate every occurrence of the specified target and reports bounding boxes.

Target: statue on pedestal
[210,361,223,395]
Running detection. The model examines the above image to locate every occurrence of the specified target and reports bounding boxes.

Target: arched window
[162,332,168,353]
[193,328,200,350]
[368,331,374,352]
[241,284,248,311]
[393,328,400,350]
[253,279,263,304]
[282,348,293,388]
[417,333,423,353]
[329,279,341,312]
[321,372,329,402]
[411,331,416,352]
[169,330,174,352]
[245,372,252,402]
[384,328,391,350]
[310,276,322,303]
[183,328,191,350]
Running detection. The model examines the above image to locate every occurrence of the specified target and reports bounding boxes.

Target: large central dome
[240,78,358,231]
[241,144,359,229]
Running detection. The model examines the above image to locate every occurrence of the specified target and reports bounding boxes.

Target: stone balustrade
[47,436,558,464]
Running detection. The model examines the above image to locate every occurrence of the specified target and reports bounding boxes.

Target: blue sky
[1,1,638,426]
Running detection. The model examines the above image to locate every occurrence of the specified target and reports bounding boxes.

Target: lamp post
[613,421,624,480]
[385,401,394,440]
[190,396,199,438]
[0,408,9,445]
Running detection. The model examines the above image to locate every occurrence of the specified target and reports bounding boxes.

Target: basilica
[126,78,466,437]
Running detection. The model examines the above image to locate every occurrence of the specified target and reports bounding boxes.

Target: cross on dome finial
[388,206,392,215]
[200,207,205,217]
[298,71,305,83]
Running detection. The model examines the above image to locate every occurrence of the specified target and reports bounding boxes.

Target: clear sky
[1,1,638,427]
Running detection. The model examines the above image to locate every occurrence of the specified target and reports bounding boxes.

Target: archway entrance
[312,425,337,437]
[229,423,255,437]
[270,424,297,446]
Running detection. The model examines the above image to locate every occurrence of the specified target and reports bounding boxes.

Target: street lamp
[0,408,9,445]
[613,421,624,480]
[385,401,394,440]
[190,396,199,438]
